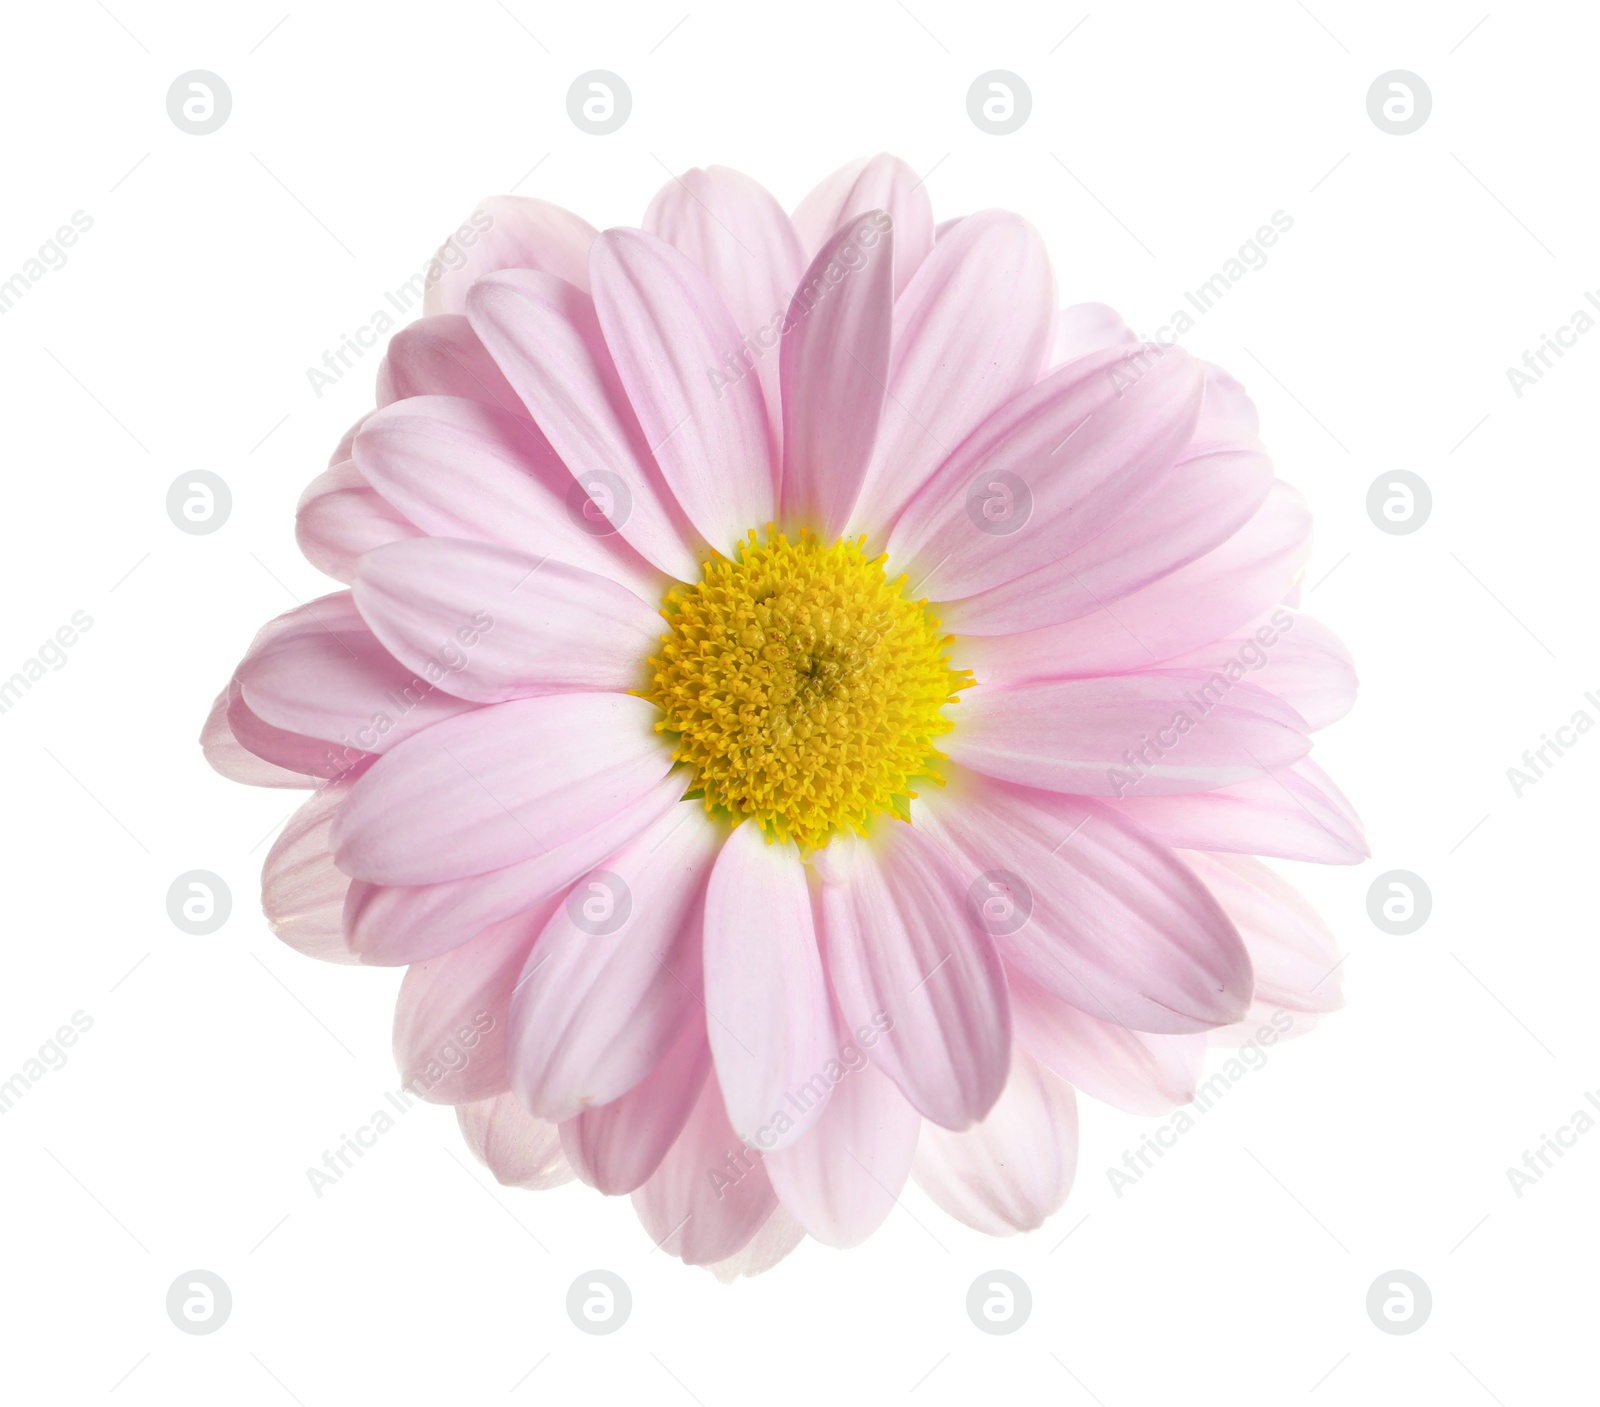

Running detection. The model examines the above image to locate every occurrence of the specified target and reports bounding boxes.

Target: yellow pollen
[643,527,973,852]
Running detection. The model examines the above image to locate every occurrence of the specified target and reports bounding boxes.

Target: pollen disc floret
[645,527,972,851]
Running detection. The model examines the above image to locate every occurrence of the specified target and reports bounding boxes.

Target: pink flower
[204,154,1362,1276]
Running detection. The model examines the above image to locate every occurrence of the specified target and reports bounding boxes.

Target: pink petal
[947,673,1310,796]
[1049,302,1137,366]
[764,1054,919,1248]
[942,438,1272,639]
[962,480,1313,682]
[201,684,320,789]
[509,806,720,1122]
[375,314,522,411]
[1161,610,1357,732]
[817,823,1011,1130]
[215,597,408,784]
[632,1072,780,1266]
[848,211,1054,536]
[778,211,894,537]
[237,592,476,753]
[262,777,365,964]
[466,270,703,581]
[224,680,359,782]
[562,1017,712,1194]
[589,229,776,552]
[1194,363,1260,442]
[792,153,933,298]
[295,460,421,585]
[1179,851,1345,1033]
[1111,758,1366,865]
[644,165,806,456]
[392,900,560,1104]
[703,824,836,1152]
[424,196,597,315]
[888,344,1205,601]
[913,1050,1077,1234]
[914,776,1252,1034]
[353,394,663,601]
[343,775,687,965]
[330,692,672,884]
[705,1205,806,1282]
[1008,967,1204,1115]
[328,414,365,467]
[456,1093,574,1190]
[354,538,661,703]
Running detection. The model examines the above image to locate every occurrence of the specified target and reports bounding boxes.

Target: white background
[2,0,1595,1402]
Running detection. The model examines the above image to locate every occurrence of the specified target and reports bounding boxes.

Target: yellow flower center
[644,528,972,852]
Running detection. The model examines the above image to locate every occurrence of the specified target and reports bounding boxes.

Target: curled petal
[890,344,1205,602]
[561,1018,712,1195]
[262,775,368,963]
[1162,611,1357,732]
[424,196,597,314]
[913,1050,1077,1235]
[1009,968,1204,1116]
[393,901,560,1104]
[375,314,522,411]
[965,480,1313,682]
[236,592,475,750]
[509,806,720,1123]
[644,165,805,455]
[201,684,320,789]
[1180,851,1345,1040]
[295,461,420,585]
[1049,302,1137,366]
[466,270,702,580]
[705,1204,806,1282]
[915,775,1252,1034]
[850,211,1054,535]
[590,229,776,553]
[765,1055,919,1248]
[1112,758,1366,866]
[778,211,894,537]
[354,394,663,600]
[818,824,1011,1130]
[456,1093,574,1190]
[632,1072,779,1266]
[792,152,933,297]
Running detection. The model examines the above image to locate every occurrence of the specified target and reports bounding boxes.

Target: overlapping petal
[509,805,720,1122]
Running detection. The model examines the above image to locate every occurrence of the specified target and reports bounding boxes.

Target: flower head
[204,154,1362,1274]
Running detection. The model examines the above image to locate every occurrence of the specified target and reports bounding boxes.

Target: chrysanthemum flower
[204,154,1362,1276]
